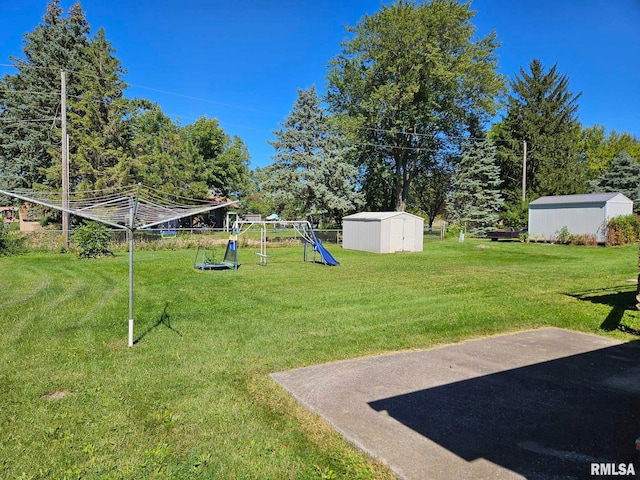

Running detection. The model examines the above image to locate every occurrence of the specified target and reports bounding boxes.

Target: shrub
[606,214,640,246]
[72,221,112,258]
[570,234,598,247]
[0,225,24,256]
[554,226,573,244]
[445,223,463,239]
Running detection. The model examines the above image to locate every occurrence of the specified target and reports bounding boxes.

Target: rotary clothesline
[0,184,236,347]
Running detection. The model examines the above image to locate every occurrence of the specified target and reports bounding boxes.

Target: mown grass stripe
[0,238,637,478]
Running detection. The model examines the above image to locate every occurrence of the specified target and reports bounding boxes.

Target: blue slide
[307,225,340,266]
[314,241,340,266]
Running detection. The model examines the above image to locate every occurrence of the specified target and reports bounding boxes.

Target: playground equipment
[300,223,340,266]
[194,231,239,270]
[234,220,339,267]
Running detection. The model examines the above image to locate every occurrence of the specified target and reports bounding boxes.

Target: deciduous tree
[183,117,250,198]
[409,160,453,230]
[579,125,640,181]
[326,0,504,211]
[126,105,208,198]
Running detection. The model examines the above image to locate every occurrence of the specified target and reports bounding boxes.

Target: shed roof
[529,193,632,206]
[343,211,424,221]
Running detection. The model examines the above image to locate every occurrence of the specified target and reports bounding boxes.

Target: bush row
[607,214,640,246]
[0,225,24,256]
[548,215,640,246]
[0,223,307,256]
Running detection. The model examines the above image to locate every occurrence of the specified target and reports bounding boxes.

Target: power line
[1,62,278,116]
[3,62,479,141]
[124,83,274,115]
[351,141,466,154]
[0,88,60,97]
[0,117,59,123]
[0,63,57,71]
[355,125,488,142]
[0,63,532,155]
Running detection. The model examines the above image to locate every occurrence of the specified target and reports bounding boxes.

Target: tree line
[1,0,639,233]
[0,0,249,205]
[259,1,639,232]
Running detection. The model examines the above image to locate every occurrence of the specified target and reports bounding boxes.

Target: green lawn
[1,238,638,479]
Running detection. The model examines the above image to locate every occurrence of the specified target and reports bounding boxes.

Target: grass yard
[0,237,638,479]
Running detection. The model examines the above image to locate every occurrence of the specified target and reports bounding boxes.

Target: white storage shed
[528,193,633,243]
[342,212,424,253]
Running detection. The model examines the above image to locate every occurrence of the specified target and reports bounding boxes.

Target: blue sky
[1,0,639,169]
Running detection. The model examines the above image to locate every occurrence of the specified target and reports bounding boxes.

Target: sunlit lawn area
[1,237,638,478]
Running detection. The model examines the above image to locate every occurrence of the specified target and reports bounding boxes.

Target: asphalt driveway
[271,328,640,479]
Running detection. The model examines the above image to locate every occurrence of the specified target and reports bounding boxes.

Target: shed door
[403,219,415,251]
[390,218,415,252]
[390,219,404,252]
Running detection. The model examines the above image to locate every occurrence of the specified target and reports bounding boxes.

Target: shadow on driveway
[369,339,640,479]
[272,328,640,479]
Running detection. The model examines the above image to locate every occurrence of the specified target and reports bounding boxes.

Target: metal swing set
[226,220,340,267]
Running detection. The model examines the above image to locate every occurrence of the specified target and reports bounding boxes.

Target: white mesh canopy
[0,184,235,230]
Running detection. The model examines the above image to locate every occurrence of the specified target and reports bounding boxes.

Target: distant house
[197,195,239,228]
[528,193,633,243]
[18,203,43,232]
[1,206,16,226]
[342,212,424,253]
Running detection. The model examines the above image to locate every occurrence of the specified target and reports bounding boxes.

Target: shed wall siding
[371,221,382,253]
[529,205,606,242]
[606,200,634,219]
[528,194,633,243]
[343,219,383,253]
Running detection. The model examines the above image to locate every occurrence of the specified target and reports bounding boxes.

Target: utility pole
[522,140,527,207]
[61,70,69,245]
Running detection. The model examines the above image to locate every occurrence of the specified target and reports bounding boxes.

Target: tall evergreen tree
[589,151,640,209]
[63,27,134,191]
[0,0,89,192]
[0,0,252,203]
[493,59,585,209]
[446,138,503,235]
[266,86,363,225]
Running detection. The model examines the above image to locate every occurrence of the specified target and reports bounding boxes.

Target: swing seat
[194,244,239,270]
[194,261,237,270]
